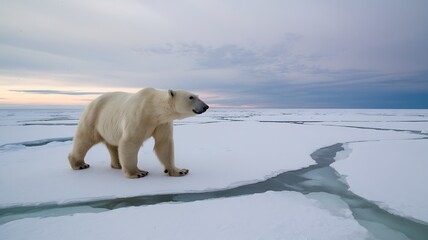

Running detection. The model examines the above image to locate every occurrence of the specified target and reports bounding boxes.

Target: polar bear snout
[193,103,209,114]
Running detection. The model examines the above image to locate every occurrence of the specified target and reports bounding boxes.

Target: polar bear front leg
[118,138,148,178]
[153,123,189,176]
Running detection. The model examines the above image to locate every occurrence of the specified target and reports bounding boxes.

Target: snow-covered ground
[332,139,428,223]
[0,108,427,239]
[0,191,369,240]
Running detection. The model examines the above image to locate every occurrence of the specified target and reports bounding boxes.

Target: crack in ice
[0,137,73,152]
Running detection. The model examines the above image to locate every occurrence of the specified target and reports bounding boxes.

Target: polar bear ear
[168,90,175,97]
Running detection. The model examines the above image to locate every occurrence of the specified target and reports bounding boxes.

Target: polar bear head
[169,90,209,116]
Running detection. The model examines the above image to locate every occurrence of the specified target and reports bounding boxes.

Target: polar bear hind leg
[68,132,99,170]
[105,142,121,169]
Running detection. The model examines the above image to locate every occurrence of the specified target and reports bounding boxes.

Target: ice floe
[332,139,428,223]
[0,191,369,240]
[1,108,427,239]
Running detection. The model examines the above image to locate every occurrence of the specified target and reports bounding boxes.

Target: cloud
[1,0,428,108]
[9,90,106,96]
[145,42,262,69]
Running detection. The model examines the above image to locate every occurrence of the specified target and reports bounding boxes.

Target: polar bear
[68,88,209,178]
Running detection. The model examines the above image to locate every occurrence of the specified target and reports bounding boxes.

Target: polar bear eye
[189,96,194,100]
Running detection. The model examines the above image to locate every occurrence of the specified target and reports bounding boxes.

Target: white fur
[68,88,208,178]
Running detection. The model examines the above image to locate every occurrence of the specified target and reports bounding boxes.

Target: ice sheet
[332,139,428,223]
[0,125,76,146]
[0,120,415,206]
[245,109,428,123]
[0,191,369,240]
[0,108,79,145]
[310,121,428,134]
[1,108,427,239]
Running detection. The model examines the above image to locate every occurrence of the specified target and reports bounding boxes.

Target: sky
[1,0,428,108]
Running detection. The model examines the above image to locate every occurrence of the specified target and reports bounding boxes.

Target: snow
[0,108,78,146]
[0,126,74,147]
[332,139,428,223]
[0,191,369,240]
[0,120,415,206]
[246,109,428,123]
[1,108,427,239]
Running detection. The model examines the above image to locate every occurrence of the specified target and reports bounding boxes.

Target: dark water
[1,143,427,239]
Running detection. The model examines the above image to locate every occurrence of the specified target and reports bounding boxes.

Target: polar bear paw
[136,170,149,178]
[164,168,189,176]
[78,163,90,170]
[71,163,90,170]
[126,170,149,178]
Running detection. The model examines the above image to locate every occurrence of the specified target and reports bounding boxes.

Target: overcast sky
[1,0,427,108]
